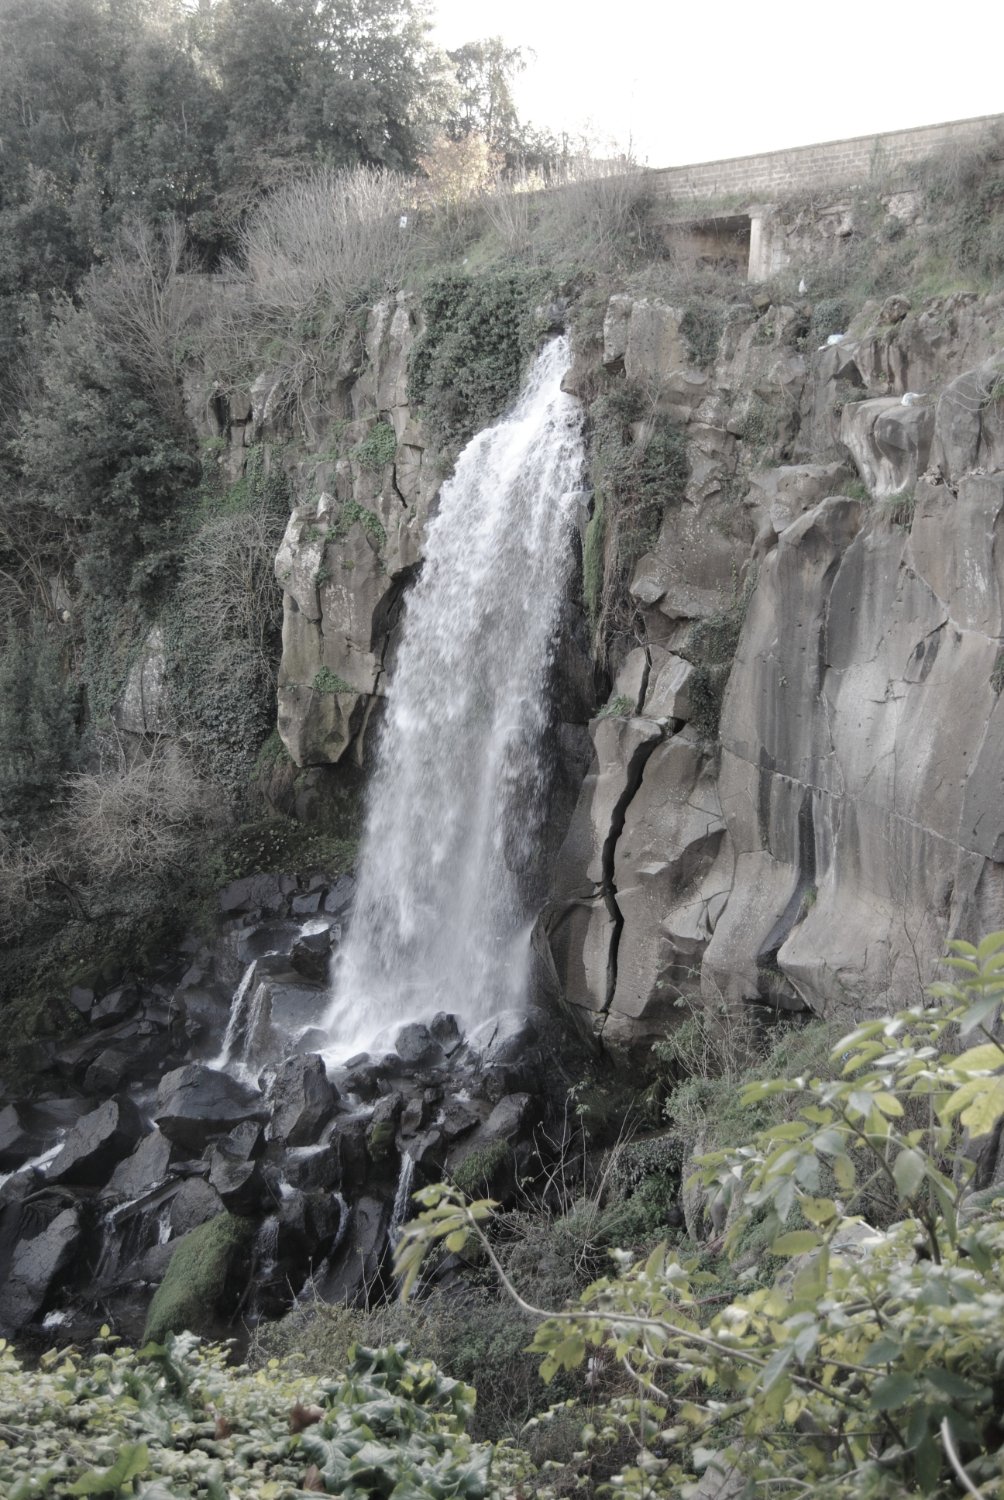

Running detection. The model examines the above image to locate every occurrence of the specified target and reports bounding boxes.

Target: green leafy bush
[399,933,1004,1500]
[679,301,724,367]
[585,386,688,642]
[0,614,77,834]
[352,419,398,471]
[408,269,553,449]
[165,447,288,797]
[0,1333,500,1500]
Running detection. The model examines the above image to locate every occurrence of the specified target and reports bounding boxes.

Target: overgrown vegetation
[584,382,689,642]
[408,269,555,449]
[0,1333,500,1500]
[679,574,755,740]
[399,934,1004,1499]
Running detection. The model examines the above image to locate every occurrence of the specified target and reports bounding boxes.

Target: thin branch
[941,1418,986,1500]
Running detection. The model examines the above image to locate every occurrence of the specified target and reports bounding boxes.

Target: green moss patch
[144,1213,254,1346]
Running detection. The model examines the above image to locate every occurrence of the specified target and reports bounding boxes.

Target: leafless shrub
[236,166,414,324]
[0,483,72,621]
[62,734,221,883]
[0,832,59,944]
[218,165,415,421]
[482,156,653,267]
[85,218,202,416]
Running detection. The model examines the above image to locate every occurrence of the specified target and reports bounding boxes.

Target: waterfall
[210,961,257,1072]
[326,336,585,1054]
[389,1152,416,1245]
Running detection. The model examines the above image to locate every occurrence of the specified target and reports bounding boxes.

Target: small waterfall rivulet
[326,336,585,1054]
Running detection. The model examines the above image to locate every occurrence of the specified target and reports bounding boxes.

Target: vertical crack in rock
[599,727,663,1012]
[756,788,817,1009]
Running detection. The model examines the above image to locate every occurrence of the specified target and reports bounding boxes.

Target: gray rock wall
[544,289,1004,1050]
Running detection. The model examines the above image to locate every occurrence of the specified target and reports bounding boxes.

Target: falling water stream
[326,336,585,1054]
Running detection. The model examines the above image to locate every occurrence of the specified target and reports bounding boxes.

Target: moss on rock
[144,1213,254,1345]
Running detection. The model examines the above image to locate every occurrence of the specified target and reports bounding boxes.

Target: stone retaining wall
[651,113,1003,203]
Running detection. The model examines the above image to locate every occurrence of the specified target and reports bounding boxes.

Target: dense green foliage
[0,615,77,835]
[680,575,755,741]
[0,1333,498,1499]
[399,934,1004,1499]
[408,269,554,448]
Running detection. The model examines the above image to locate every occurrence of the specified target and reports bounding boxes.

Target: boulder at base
[155,1065,267,1153]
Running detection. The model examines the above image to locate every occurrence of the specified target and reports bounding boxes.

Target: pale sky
[429,0,1001,166]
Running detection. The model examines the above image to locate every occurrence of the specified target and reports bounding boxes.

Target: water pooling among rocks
[326,336,586,1055]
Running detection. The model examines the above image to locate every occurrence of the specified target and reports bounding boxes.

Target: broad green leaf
[771,1230,820,1256]
[833,1153,856,1193]
[871,1371,917,1411]
[799,1195,837,1226]
[975,930,1004,960]
[960,1075,1004,1137]
[892,1147,926,1199]
[958,995,1004,1034]
[67,1442,150,1496]
[953,1042,1004,1072]
[863,1335,902,1367]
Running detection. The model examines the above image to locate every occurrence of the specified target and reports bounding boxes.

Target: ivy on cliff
[408,268,554,450]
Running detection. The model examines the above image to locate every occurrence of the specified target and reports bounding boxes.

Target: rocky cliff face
[544,292,1004,1050]
[272,294,441,769]
[265,283,1004,1055]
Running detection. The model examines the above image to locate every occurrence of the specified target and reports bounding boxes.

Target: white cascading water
[325,336,585,1054]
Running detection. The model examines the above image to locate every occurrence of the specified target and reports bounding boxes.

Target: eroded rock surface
[546,290,1004,1048]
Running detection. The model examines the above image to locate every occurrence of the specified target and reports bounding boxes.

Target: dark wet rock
[269,1054,339,1147]
[49,1098,143,1188]
[293,1027,330,1054]
[0,1207,81,1333]
[428,1013,463,1054]
[91,986,139,1028]
[408,1128,446,1171]
[136,1237,178,1285]
[82,1048,138,1096]
[317,1194,388,1305]
[283,1142,341,1194]
[0,1105,38,1170]
[224,1120,266,1160]
[367,1094,402,1165]
[437,1097,481,1143]
[104,1131,173,1201]
[209,1148,264,1215]
[339,1053,395,1102]
[219,874,288,917]
[331,1117,370,1194]
[466,1010,538,1067]
[322,874,356,916]
[177,987,232,1048]
[291,890,323,917]
[399,1096,426,1136]
[394,1024,445,1070]
[69,986,95,1015]
[484,1092,536,1142]
[290,923,334,982]
[155,1065,267,1153]
[169,1176,224,1236]
[236,921,300,965]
